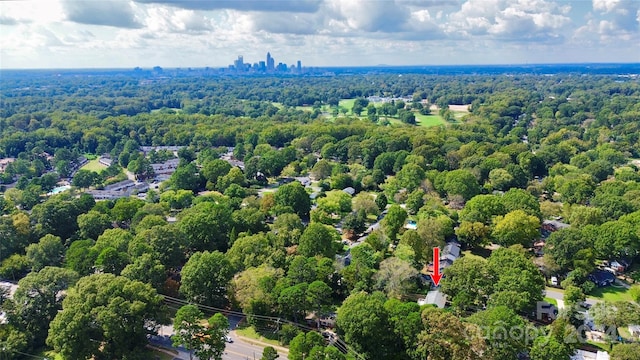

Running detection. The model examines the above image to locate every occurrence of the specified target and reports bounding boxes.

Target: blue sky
[0,0,638,69]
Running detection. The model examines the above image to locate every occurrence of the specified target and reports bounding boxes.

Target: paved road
[224,332,289,360]
[153,323,288,360]
[544,287,600,307]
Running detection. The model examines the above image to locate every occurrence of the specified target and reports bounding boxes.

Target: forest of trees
[1,68,640,359]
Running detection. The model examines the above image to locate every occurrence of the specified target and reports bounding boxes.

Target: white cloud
[134,0,322,13]
[144,6,214,33]
[0,0,638,68]
[61,0,143,28]
[593,0,622,13]
[447,0,572,41]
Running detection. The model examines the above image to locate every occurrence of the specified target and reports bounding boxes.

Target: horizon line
[1,62,640,71]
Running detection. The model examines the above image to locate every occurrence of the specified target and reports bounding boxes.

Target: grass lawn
[586,341,610,352]
[236,326,282,347]
[589,285,633,302]
[544,297,558,306]
[414,112,446,127]
[338,99,356,113]
[80,158,108,172]
[36,350,64,360]
[462,247,493,258]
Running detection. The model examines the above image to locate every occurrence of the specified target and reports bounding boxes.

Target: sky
[0,0,639,69]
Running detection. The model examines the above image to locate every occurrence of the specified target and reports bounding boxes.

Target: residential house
[608,259,630,274]
[588,270,616,287]
[418,290,447,308]
[104,180,135,192]
[628,325,640,338]
[0,158,16,173]
[140,146,185,155]
[151,158,180,176]
[571,349,610,360]
[342,187,356,196]
[441,242,461,262]
[98,155,113,167]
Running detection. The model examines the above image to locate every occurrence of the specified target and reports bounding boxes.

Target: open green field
[589,285,633,302]
[273,98,462,127]
[415,112,446,127]
[80,158,108,172]
[338,99,356,113]
[236,326,282,347]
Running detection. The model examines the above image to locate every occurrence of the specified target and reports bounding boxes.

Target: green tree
[545,228,591,272]
[563,285,586,306]
[136,224,185,268]
[381,204,407,240]
[567,204,604,227]
[11,267,79,348]
[289,331,325,360]
[172,305,206,360]
[336,291,396,358]
[491,210,540,247]
[261,346,280,360]
[25,234,64,271]
[47,274,164,360]
[529,334,573,360]
[274,181,311,218]
[72,169,98,188]
[180,251,233,307]
[306,280,332,326]
[443,169,481,201]
[487,247,545,313]
[459,194,506,224]
[171,305,228,360]
[121,253,166,290]
[64,239,97,276]
[417,307,486,360]
[232,265,282,315]
[373,257,419,298]
[298,223,340,258]
[272,213,304,246]
[594,220,639,259]
[226,233,274,271]
[77,210,112,240]
[441,256,492,312]
[502,188,541,219]
[375,193,388,211]
[468,306,528,360]
[217,167,246,192]
[488,168,514,191]
[406,189,425,215]
[202,159,232,189]
[610,343,640,360]
[396,163,425,192]
[455,221,490,249]
[111,197,145,227]
[171,162,204,192]
[178,201,233,252]
[310,159,333,180]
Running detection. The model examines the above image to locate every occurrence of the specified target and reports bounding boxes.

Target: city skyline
[229,52,303,73]
[0,0,639,69]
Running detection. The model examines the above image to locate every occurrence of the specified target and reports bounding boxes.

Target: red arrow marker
[430,247,442,286]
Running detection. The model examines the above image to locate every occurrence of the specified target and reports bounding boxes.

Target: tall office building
[297,60,301,72]
[234,55,244,71]
[266,52,275,71]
